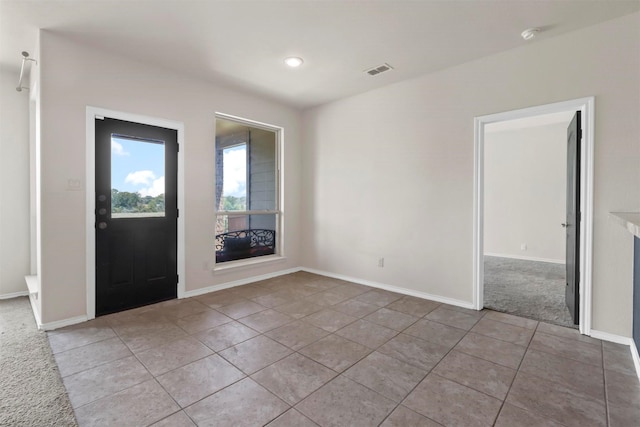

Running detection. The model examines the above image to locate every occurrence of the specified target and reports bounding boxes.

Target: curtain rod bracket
[16,51,38,92]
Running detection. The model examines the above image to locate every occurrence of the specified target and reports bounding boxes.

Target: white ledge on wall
[609,212,640,238]
[24,275,38,298]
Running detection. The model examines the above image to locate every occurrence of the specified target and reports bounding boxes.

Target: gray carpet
[484,256,577,329]
[0,297,77,426]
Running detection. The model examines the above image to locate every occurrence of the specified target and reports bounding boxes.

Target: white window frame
[214,113,283,270]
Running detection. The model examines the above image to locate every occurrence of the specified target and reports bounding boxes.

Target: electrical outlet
[378,257,384,268]
[521,244,527,251]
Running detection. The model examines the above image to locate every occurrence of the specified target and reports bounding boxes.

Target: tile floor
[48,272,640,427]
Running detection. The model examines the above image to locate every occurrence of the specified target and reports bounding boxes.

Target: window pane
[215,214,277,263]
[111,136,165,218]
[216,119,276,213]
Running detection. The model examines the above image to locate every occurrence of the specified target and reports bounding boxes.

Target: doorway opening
[473,98,594,336]
[483,110,575,328]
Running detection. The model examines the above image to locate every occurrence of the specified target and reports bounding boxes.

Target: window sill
[213,254,287,272]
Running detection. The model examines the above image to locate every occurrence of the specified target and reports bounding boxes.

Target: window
[215,115,280,264]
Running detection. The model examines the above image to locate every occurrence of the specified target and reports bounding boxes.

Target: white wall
[0,67,30,298]
[484,122,567,262]
[38,31,302,324]
[302,13,640,337]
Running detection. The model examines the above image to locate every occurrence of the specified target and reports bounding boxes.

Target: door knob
[98,222,108,230]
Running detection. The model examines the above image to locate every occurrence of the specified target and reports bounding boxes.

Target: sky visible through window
[111,136,165,197]
[223,144,247,198]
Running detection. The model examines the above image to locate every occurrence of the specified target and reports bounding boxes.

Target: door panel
[565,111,581,325]
[95,117,178,316]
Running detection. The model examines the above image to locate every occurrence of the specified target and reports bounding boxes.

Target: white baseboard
[589,329,633,345]
[301,267,475,310]
[484,253,565,264]
[631,340,640,382]
[28,293,42,329]
[41,315,89,331]
[183,267,302,298]
[0,290,29,300]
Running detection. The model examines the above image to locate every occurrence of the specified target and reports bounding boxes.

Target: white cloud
[139,176,165,197]
[111,140,129,156]
[223,148,246,197]
[125,170,155,186]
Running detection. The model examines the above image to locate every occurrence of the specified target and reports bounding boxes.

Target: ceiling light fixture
[521,28,540,41]
[284,57,304,68]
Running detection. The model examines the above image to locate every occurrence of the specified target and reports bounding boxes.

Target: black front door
[565,111,581,325]
[95,117,178,316]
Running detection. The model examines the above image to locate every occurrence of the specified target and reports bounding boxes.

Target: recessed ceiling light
[521,28,540,41]
[284,57,304,68]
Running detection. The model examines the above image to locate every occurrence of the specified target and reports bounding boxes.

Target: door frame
[85,107,185,320]
[472,97,595,335]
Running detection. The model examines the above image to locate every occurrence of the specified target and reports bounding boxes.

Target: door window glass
[111,135,165,218]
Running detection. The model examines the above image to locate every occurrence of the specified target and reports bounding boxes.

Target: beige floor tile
[344,351,426,402]
[529,331,602,367]
[386,296,441,318]
[252,292,295,308]
[53,336,131,377]
[74,379,179,427]
[377,333,450,371]
[175,309,232,334]
[470,317,534,346]
[238,308,294,333]
[536,322,601,345]
[380,405,442,427]
[604,368,640,408]
[454,332,527,369]
[304,289,351,306]
[136,336,213,376]
[219,335,292,374]
[404,318,467,348]
[48,322,117,354]
[273,299,324,318]
[484,310,539,329]
[403,374,502,426]
[303,308,358,332]
[266,409,319,426]
[603,341,638,376]
[432,350,516,400]
[217,299,267,319]
[251,353,336,405]
[297,376,396,427]
[194,290,245,309]
[185,378,288,426]
[335,319,397,348]
[120,323,188,353]
[355,289,403,307]
[150,410,197,427]
[156,354,245,407]
[332,299,380,318]
[265,320,329,350]
[506,371,606,427]
[63,355,152,408]
[494,403,565,427]
[519,348,604,401]
[299,334,371,372]
[193,320,259,351]
[364,307,418,331]
[425,306,482,330]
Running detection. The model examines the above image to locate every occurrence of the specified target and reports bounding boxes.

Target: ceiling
[2,0,639,109]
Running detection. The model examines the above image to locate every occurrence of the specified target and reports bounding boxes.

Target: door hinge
[176,274,179,284]
[177,209,179,218]
[177,143,179,152]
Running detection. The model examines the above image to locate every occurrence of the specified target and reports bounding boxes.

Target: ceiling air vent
[365,63,393,76]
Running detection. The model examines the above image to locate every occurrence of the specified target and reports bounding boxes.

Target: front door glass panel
[111,135,165,218]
